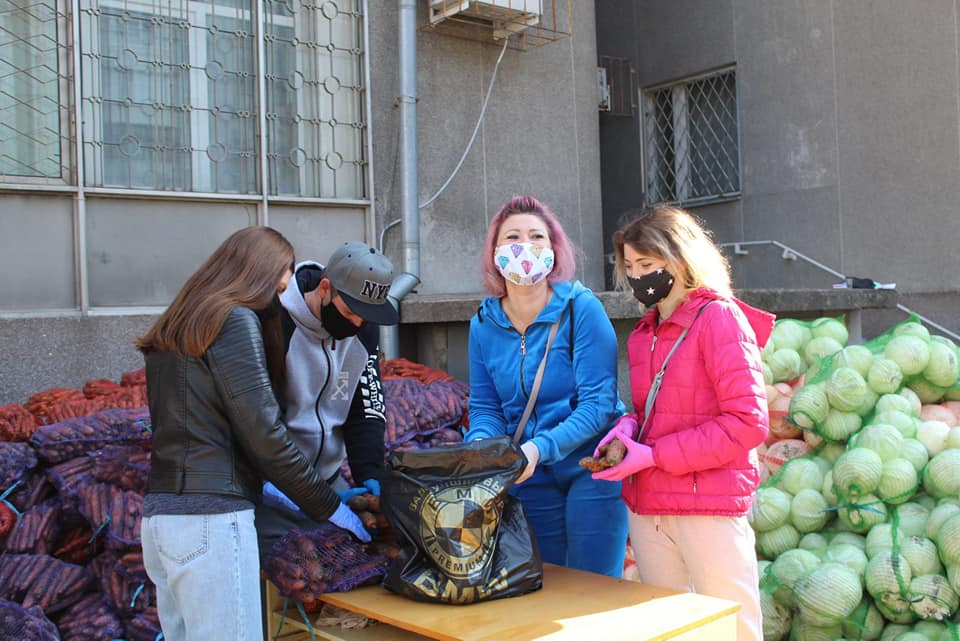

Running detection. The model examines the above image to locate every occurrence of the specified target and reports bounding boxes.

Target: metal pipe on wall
[381,0,421,360]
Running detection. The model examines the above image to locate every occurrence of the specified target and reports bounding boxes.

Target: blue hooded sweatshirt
[466,280,624,466]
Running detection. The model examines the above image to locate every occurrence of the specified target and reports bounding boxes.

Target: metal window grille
[264,0,366,198]
[642,67,739,206]
[0,0,72,180]
[67,0,366,198]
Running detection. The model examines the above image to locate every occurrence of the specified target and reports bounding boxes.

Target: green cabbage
[922,339,959,388]
[868,357,905,394]
[772,319,812,352]
[885,335,932,377]
[803,336,844,367]
[825,366,868,412]
[790,383,830,429]
[811,316,849,345]
[832,344,874,377]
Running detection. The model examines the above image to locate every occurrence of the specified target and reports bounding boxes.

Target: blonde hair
[612,206,731,297]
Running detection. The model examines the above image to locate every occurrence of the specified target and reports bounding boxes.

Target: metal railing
[719,239,960,342]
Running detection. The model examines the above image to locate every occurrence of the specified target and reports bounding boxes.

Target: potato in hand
[578,438,627,472]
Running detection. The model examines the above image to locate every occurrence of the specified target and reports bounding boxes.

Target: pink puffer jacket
[622,288,774,517]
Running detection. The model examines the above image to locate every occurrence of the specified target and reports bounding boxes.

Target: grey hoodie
[278,261,386,483]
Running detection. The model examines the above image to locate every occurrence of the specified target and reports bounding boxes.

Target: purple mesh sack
[105,490,143,550]
[45,456,95,509]
[263,524,389,608]
[0,553,93,614]
[0,600,60,641]
[30,408,151,465]
[124,607,162,641]
[4,499,61,555]
[0,442,37,491]
[88,445,150,492]
[384,379,469,449]
[75,481,121,532]
[97,552,155,616]
[56,592,123,641]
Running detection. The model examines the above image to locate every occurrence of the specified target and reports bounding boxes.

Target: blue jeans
[141,510,263,641]
[512,442,628,577]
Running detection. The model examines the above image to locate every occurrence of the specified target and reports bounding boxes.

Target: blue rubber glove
[329,502,372,542]
[362,479,381,497]
[336,487,368,503]
[262,482,301,514]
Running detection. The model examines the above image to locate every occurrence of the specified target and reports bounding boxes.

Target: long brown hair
[136,226,295,387]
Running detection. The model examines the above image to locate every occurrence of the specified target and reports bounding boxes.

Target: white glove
[329,502,372,542]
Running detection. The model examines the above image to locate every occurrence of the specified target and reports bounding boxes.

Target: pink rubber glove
[593,415,639,458]
[592,438,655,482]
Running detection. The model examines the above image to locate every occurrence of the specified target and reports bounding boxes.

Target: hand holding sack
[380,436,542,604]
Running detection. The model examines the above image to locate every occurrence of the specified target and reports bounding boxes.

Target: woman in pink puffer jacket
[593,206,774,641]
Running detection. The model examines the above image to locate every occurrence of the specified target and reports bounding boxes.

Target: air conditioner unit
[429,1,543,40]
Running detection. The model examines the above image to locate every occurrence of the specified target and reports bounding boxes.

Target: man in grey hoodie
[256,241,398,554]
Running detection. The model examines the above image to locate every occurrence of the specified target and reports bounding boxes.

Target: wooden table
[265,564,739,641]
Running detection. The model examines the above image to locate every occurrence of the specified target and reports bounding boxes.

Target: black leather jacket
[145,306,340,523]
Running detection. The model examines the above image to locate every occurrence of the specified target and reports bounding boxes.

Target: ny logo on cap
[361,280,390,302]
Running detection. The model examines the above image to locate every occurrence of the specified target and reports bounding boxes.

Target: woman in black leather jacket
[136,226,370,641]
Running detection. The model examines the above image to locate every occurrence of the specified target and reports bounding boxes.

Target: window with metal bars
[641,67,740,206]
[0,0,368,199]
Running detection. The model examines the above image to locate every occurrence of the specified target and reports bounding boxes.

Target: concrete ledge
[399,288,900,323]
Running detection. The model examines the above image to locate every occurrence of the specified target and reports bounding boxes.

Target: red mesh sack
[89,445,150,492]
[4,500,61,555]
[25,387,87,424]
[0,600,60,641]
[82,378,124,399]
[56,592,123,641]
[120,368,146,387]
[0,403,40,442]
[263,524,389,608]
[381,358,455,384]
[0,553,93,614]
[53,524,97,565]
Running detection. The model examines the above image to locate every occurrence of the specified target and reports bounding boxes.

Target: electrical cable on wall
[380,37,510,254]
[419,37,510,209]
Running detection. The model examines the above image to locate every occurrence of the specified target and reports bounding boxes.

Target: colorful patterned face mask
[494,242,555,286]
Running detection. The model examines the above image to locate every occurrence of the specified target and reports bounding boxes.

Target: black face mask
[627,268,675,307]
[256,292,283,321]
[321,299,362,339]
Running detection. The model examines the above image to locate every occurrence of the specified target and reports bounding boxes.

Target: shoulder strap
[512,309,566,444]
[637,301,713,441]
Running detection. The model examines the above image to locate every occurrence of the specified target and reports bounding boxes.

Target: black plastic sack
[380,436,542,604]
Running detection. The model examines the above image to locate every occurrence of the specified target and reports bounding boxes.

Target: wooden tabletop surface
[319,563,740,641]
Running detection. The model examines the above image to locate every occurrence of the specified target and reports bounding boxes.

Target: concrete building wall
[597,0,960,337]
[0,2,603,404]
[370,1,606,294]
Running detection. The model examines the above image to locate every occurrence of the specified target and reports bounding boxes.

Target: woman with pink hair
[465,195,628,577]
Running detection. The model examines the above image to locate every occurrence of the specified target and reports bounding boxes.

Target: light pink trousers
[627,512,762,641]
